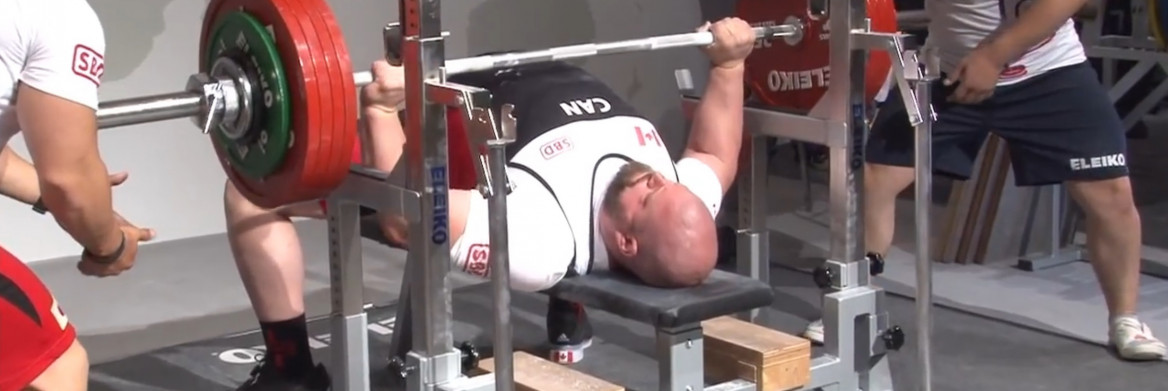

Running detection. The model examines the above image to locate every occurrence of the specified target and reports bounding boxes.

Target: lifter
[222,17,756,390]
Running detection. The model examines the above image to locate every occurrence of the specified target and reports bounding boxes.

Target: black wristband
[31,197,48,215]
[84,232,126,265]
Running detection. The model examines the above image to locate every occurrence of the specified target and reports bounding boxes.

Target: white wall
[2,0,709,262]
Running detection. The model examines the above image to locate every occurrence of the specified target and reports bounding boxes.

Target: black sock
[260,314,315,377]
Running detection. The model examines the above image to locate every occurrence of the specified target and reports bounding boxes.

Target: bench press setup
[81,0,937,389]
[383,1,939,391]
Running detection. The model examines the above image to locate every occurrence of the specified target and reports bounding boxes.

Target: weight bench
[545,269,775,391]
[386,256,778,391]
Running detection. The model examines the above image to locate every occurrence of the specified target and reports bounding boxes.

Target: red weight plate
[276,0,349,201]
[293,0,359,189]
[736,0,898,111]
[201,0,349,208]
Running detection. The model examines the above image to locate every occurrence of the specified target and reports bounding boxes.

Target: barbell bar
[97,23,802,130]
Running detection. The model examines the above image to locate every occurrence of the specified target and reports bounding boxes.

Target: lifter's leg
[26,340,88,391]
[224,181,331,390]
[1066,177,1166,360]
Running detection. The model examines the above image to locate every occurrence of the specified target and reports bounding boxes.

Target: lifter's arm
[980,0,1087,65]
[361,60,475,247]
[680,18,758,192]
[682,65,746,192]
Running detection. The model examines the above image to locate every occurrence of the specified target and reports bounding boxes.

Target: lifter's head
[598,161,718,288]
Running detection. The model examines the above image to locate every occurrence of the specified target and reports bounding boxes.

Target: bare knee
[224,180,264,222]
[27,339,88,391]
[224,180,323,226]
[865,163,915,197]
[1067,177,1138,221]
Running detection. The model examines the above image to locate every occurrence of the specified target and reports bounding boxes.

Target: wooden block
[477,351,624,391]
[702,316,811,391]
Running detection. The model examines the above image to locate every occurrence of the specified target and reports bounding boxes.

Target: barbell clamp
[186,72,246,137]
[186,73,224,135]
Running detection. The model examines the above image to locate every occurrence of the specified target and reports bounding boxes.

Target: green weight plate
[205,11,292,179]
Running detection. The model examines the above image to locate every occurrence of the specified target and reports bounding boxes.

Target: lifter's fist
[361,59,406,115]
[699,18,756,69]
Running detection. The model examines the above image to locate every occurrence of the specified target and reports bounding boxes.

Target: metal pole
[486,138,515,391]
[96,92,202,129]
[914,49,939,391]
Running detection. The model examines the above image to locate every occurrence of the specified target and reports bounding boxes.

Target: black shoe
[236,360,331,391]
[546,297,593,364]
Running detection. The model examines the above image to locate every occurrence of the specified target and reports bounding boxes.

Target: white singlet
[449,116,723,292]
[0,0,106,145]
[924,0,1085,85]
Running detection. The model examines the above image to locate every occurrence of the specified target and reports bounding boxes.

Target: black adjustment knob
[868,252,886,276]
[457,341,481,372]
[812,265,834,289]
[882,326,906,351]
[387,356,409,379]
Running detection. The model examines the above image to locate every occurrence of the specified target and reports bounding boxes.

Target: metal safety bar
[910,48,940,391]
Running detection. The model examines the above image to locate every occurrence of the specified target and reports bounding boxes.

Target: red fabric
[0,246,76,391]
[445,108,479,190]
[320,114,480,212]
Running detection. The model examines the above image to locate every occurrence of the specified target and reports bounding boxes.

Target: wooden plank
[477,351,624,391]
[956,135,1003,263]
[974,146,1012,264]
[702,316,810,391]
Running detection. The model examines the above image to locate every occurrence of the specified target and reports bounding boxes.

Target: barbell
[95,0,904,209]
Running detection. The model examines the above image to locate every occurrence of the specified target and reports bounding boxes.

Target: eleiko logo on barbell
[213,317,397,364]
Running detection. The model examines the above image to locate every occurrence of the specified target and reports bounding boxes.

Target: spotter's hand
[944,48,1003,104]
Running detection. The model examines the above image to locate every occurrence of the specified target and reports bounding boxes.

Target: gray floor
[81,236,1167,390]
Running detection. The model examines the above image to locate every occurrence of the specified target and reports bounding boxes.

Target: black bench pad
[545,269,775,329]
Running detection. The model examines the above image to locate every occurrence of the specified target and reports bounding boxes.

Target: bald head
[599,161,719,288]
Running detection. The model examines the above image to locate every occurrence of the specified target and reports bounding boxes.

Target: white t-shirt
[924,0,1085,85]
[0,0,106,146]
[450,116,723,292]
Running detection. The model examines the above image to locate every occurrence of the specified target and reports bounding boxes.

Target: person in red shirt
[0,1,154,390]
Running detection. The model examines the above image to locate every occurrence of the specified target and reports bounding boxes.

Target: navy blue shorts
[865,62,1128,186]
